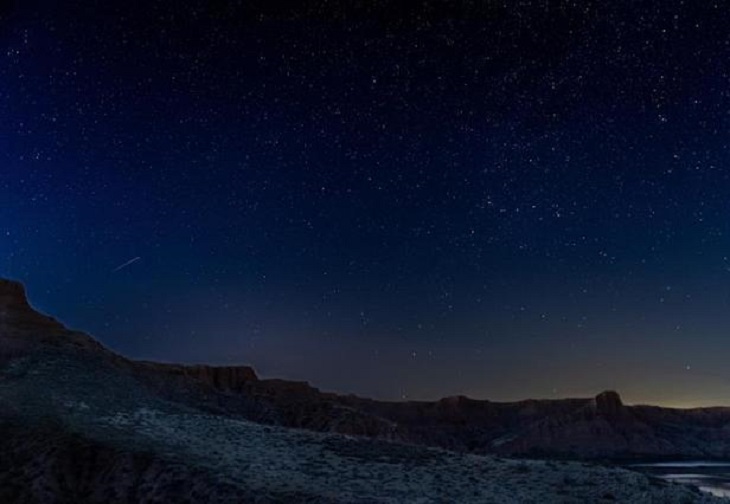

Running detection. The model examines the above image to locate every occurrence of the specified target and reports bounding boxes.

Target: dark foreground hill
[0,278,721,503]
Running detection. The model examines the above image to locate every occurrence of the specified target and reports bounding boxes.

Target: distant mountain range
[143,358,730,460]
[0,278,721,503]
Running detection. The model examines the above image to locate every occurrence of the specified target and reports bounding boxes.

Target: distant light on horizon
[2,1,730,406]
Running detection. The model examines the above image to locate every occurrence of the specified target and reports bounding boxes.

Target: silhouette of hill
[0,278,720,502]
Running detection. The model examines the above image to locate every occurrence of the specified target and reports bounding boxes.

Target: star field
[2,0,730,406]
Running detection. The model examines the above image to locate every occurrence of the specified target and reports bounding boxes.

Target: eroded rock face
[0,279,30,311]
[594,390,625,418]
[138,362,259,391]
[0,279,64,333]
[4,277,730,462]
[0,279,104,359]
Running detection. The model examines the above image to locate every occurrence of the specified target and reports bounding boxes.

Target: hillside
[0,278,721,503]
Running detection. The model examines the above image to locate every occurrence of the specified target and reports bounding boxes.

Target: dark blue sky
[2,0,730,405]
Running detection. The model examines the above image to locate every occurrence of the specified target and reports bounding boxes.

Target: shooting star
[112,256,141,273]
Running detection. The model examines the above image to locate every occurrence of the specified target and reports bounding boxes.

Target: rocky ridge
[5,278,730,460]
[0,278,724,502]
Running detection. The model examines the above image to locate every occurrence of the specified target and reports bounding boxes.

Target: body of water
[631,462,730,498]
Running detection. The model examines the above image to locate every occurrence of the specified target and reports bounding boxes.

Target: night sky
[2,0,730,406]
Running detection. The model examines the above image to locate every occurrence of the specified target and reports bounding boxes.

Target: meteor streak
[112,256,141,273]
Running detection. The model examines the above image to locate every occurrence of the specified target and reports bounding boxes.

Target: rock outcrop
[0,278,65,336]
[594,390,625,418]
[137,362,259,392]
[4,277,730,462]
[0,279,105,359]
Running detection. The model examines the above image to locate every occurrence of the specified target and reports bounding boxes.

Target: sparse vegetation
[0,281,723,504]
[0,350,722,503]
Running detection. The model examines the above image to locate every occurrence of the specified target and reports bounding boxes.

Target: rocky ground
[0,350,720,503]
[0,278,723,503]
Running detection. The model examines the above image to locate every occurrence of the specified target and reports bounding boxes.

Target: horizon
[3,1,730,410]
[3,274,729,410]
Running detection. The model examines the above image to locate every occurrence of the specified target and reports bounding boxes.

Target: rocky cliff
[0,279,107,360]
[0,278,724,502]
[4,278,730,460]
[137,361,259,391]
